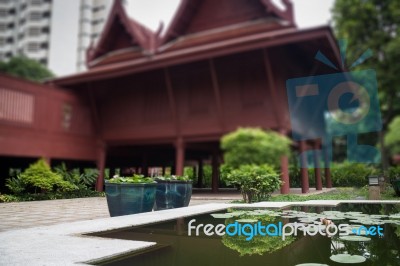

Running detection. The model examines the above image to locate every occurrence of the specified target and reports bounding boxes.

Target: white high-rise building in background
[0,0,113,76]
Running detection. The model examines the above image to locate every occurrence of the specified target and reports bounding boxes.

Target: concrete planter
[105,182,157,217]
[154,179,192,210]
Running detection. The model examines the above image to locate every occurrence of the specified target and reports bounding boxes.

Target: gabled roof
[51,26,339,87]
[86,0,160,67]
[162,0,295,44]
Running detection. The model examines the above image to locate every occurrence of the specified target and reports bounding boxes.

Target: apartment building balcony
[26,3,51,12]
[24,49,48,59]
[25,18,51,28]
[24,33,49,43]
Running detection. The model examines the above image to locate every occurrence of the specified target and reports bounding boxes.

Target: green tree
[384,116,400,157]
[0,56,54,82]
[221,128,291,169]
[333,0,400,174]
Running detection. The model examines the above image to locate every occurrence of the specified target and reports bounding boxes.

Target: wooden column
[197,159,204,188]
[324,148,332,188]
[95,145,106,192]
[314,141,323,191]
[162,166,166,176]
[299,140,309,194]
[175,138,185,176]
[211,152,219,193]
[280,155,290,194]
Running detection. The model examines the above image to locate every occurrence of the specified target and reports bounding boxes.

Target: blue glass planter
[105,182,157,217]
[154,180,192,210]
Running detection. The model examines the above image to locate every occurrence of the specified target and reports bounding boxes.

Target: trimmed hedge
[289,161,377,188]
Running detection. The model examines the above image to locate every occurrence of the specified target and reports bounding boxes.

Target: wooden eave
[89,18,291,68]
[87,0,156,64]
[162,0,295,44]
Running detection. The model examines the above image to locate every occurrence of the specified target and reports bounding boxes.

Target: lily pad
[236,219,258,223]
[295,264,329,266]
[210,213,234,219]
[330,254,366,264]
[339,235,371,242]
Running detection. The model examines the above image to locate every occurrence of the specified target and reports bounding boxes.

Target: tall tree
[0,56,55,82]
[333,0,400,173]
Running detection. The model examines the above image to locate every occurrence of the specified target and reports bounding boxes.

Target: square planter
[105,182,157,217]
[154,179,192,210]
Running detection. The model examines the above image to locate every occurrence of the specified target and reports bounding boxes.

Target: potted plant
[105,175,157,217]
[154,175,192,210]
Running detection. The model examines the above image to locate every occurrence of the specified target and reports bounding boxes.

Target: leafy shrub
[388,166,400,181]
[81,168,99,186]
[330,161,376,187]
[385,116,400,157]
[53,163,98,190]
[225,164,281,203]
[0,193,19,203]
[107,175,156,184]
[6,159,75,195]
[221,128,291,169]
[6,175,25,194]
[156,175,191,182]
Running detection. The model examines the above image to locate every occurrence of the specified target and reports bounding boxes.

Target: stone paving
[0,196,235,232]
[0,188,333,232]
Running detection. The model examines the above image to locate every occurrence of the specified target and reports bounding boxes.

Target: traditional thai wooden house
[0,0,340,193]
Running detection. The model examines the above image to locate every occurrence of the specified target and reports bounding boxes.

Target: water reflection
[90,204,400,266]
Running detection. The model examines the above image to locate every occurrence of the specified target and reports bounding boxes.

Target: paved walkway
[0,188,334,232]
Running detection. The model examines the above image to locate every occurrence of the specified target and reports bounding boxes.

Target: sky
[126,0,335,31]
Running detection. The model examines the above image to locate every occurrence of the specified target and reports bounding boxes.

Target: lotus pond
[90,203,400,266]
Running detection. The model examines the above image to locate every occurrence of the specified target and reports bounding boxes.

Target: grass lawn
[270,186,399,202]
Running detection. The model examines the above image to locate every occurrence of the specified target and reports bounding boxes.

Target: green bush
[0,193,19,203]
[385,116,400,157]
[6,159,76,195]
[53,163,98,190]
[225,164,281,203]
[388,166,400,181]
[221,128,291,169]
[330,161,376,187]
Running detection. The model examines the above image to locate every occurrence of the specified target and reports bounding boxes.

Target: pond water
[90,203,400,266]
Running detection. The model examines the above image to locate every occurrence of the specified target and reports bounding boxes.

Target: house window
[62,104,72,130]
[28,27,41,36]
[0,38,6,47]
[30,0,42,5]
[40,42,48,49]
[0,89,35,124]
[0,24,7,32]
[42,11,50,18]
[39,58,47,65]
[0,9,7,17]
[27,42,39,52]
[29,12,42,21]
[41,26,50,33]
